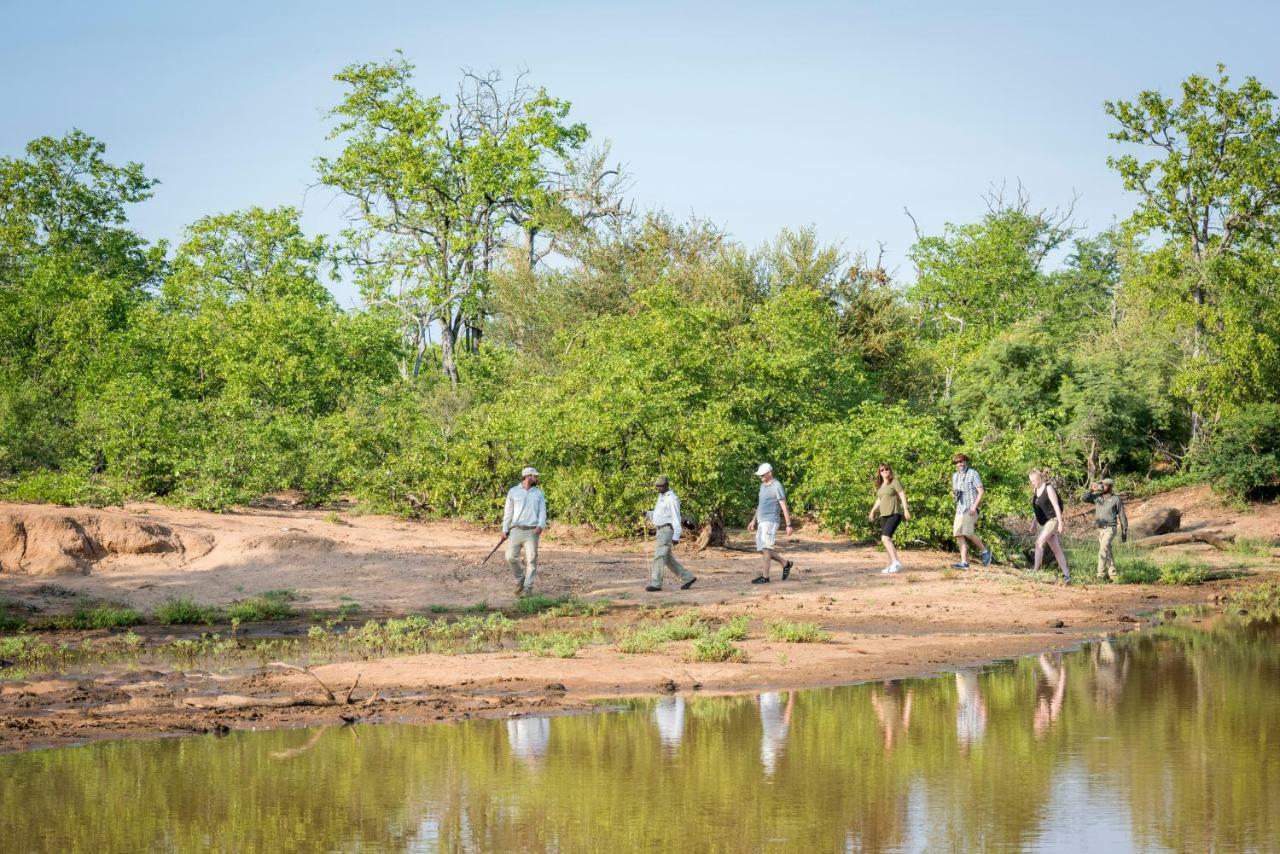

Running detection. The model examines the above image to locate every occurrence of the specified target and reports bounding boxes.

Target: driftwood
[182,664,365,711]
[1131,531,1232,551]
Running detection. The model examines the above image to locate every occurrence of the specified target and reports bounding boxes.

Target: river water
[2,612,1277,853]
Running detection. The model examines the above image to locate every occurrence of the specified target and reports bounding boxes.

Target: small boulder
[1131,507,1181,539]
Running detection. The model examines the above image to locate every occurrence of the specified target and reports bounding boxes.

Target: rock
[1131,507,1181,539]
[1164,609,1178,620]
[245,532,336,552]
[1048,619,1065,628]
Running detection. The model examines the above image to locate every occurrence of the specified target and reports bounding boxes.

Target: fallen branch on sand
[180,664,364,711]
[1132,531,1233,551]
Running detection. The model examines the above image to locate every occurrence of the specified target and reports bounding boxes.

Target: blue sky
[5,1,1278,304]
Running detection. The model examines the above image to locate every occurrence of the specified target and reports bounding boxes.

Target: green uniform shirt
[1085,491,1128,532]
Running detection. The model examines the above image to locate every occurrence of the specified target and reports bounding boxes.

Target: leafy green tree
[1106,65,1280,443]
[1199,402,1280,500]
[317,57,593,385]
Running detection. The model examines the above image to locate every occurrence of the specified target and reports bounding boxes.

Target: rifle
[481,533,509,565]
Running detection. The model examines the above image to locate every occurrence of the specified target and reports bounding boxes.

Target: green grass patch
[542,597,609,618]
[428,604,451,614]
[518,629,599,658]
[226,591,297,622]
[514,594,570,615]
[1227,582,1280,620]
[152,597,221,626]
[615,610,710,654]
[57,604,142,629]
[765,621,832,643]
[1157,559,1212,585]
[1228,537,1274,558]
[689,634,748,663]
[716,615,750,641]
[462,601,489,613]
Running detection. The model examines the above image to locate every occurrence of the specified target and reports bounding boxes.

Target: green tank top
[876,481,901,516]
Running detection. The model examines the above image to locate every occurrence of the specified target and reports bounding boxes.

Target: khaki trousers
[1097,526,1117,580]
[506,528,540,591]
[651,526,694,589]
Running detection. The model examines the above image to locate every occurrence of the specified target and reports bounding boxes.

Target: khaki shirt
[1085,492,1128,532]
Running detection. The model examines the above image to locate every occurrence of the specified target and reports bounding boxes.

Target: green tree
[1106,65,1280,444]
[316,57,594,385]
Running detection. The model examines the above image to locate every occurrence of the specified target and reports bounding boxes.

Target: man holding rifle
[502,466,547,597]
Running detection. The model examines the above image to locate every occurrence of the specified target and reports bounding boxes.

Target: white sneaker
[881,562,902,574]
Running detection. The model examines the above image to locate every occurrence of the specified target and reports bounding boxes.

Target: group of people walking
[498,453,1129,595]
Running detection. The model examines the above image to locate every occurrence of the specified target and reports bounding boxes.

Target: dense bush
[1201,403,1280,501]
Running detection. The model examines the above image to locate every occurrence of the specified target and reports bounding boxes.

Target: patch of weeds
[1115,558,1160,585]
[615,611,711,654]
[689,634,748,663]
[1229,537,1273,559]
[543,597,609,618]
[1158,559,1211,586]
[152,597,221,626]
[941,568,958,580]
[428,604,451,614]
[0,599,26,632]
[717,615,750,641]
[514,594,570,615]
[226,591,297,622]
[518,629,600,658]
[335,601,361,621]
[323,511,350,526]
[766,621,832,643]
[59,604,142,629]
[1227,582,1280,621]
[462,601,489,613]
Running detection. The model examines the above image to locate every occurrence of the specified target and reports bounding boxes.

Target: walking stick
[481,533,509,565]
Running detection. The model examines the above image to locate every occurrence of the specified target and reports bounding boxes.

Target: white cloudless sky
[5,0,1279,304]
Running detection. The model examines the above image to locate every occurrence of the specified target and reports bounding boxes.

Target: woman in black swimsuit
[1029,469,1069,581]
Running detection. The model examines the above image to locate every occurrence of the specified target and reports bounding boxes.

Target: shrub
[60,604,142,629]
[615,611,710,654]
[518,630,597,658]
[1200,402,1280,501]
[152,598,221,626]
[717,614,750,641]
[1227,582,1280,620]
[766,621,832,643]
[689,634,748,663]
[1157,559,1211,586]
[514,595,570,615]
[226,591,296,622]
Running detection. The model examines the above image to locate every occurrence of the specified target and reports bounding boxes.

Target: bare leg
[1048,534,1069,576]
[967,534,987,554]
[1034,530,1050,572]
[882,535,900,565]
[956,537,969,564]
[760,551,772,578]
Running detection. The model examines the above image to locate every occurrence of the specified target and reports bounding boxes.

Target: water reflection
[3,615,1278,852]
[652,695,685,750]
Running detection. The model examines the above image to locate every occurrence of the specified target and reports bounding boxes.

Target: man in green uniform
[1082,478,1129,582]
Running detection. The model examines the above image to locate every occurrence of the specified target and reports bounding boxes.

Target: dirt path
[0,493,1275,752]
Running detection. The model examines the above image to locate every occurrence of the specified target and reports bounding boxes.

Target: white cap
[755,463,773,476]
[521,466,540,478]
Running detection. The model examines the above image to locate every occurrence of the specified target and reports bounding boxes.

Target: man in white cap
[747,463,794,584]
[503,467,547,596]
[645,475,696,592]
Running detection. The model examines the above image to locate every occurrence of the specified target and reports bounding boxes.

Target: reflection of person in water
[870,680,914,754]
[652,695,686,750]
[758,691,795,776]
[1033,653,1068,739]
[506,716,551,767]
[1091,639,1130,711]
[955,670,987,750]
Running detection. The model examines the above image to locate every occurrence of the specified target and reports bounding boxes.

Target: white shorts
[755,519,779,551]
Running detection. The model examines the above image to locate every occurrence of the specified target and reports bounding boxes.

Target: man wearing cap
[503,467,547,596]
[645,475,697,592]
[748,463,795,583]
[951,453,993,569]
[1082,478,1128,582]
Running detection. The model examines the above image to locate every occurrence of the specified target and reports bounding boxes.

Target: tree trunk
[439,323,460,387]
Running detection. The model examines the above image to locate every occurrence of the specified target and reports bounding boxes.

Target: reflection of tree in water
[2,619,1276,852]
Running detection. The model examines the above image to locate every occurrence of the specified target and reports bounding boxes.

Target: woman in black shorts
[868,464,911,574]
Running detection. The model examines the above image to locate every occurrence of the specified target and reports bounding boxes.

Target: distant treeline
[2,60,1278,547]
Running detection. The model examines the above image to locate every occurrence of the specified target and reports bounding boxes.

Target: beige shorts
[1038,518,1059,538]
[755,519,779,551]
[953,509,977,537]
